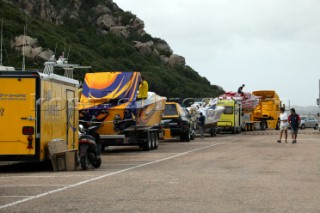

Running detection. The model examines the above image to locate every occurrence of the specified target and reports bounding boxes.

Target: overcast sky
[114,0,320,106]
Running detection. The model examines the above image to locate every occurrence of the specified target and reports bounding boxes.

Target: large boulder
[155,40,173,55]
[11,35,38,48]
[23,46,43,59]
[160,55,169,65]
[133,41,154,55]
[110,26,130,38]
[95,4,112,16]
[97,14,117,30]
[11,35,53,61]
[169,54,186,67]
[38,49,55,61]
[128,17,145,35]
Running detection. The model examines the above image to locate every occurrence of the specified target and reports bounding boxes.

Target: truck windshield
[164,104,178,116]
[224,106,234,114]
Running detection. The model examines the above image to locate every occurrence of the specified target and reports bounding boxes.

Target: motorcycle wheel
[80,156,89,170]
[91,158,102,168]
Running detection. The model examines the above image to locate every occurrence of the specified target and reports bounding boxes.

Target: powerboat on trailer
[78,72,166,136]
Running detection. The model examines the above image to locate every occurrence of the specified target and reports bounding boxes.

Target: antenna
[22,26,25,71]
[54,43,57,55]
[67,45,71,59]
[1,18,3,66]
[22,16,28,71]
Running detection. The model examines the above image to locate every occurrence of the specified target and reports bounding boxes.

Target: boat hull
[79,93,166,135]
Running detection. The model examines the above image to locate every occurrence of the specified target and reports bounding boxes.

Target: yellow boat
[79,72,166,150]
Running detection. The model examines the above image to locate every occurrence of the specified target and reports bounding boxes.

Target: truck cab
[216,99,242,134]
[252,90,281,129]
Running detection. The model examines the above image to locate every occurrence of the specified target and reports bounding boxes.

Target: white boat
[187,98,225,134]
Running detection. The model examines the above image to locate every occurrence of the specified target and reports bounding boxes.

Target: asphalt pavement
[0,129,319,213]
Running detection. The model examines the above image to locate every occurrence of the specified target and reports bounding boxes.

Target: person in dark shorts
[288,108,301,144]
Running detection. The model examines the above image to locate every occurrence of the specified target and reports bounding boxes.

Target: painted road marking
[1,196,33,198]
[0,175,96,179]
[0,141,228,210]
[0,185,68,187]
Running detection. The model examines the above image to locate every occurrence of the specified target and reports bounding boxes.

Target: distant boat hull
[219,92,259,110]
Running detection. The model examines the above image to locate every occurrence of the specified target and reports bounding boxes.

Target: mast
[1,18,3,66]
[22,17,27,71]
[22,26,25,71]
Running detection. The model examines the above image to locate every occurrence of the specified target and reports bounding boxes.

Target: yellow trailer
[0,69,79,161]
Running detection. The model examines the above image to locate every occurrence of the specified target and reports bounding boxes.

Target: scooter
[78,122,103,170]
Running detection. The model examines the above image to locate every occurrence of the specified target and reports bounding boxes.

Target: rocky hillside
[0,0,224,98]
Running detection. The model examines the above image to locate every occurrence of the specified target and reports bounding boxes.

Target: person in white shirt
[277,107,288,143]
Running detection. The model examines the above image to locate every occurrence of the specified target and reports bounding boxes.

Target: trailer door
[0,76,37,157]
[66,89,76,149]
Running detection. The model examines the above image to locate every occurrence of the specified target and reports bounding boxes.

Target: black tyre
[210,127,216,137]
[314,124,318,130]
[180,133,185,142]
[91,158,101,168]
[80,156,89,170]
[260,121,267,130]
[300,124,305,129]
[185,130,191,142]
[150,132,155,150]
[143,132,152,151]
[190,131,195,140]
[154,133,159,149]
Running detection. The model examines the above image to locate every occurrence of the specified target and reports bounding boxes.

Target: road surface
[1,129,319,212]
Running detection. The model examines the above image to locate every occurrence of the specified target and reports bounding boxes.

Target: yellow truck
[0,60,81,162]
[217,90,281,132]
[252,90,281,130]
[216,99,243,134]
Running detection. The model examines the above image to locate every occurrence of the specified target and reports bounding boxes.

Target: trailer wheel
[260,121,267,130]
[150,132,155,150]
[154,132,159,149]
[190,130,195,140]
[209,127,216,137]
[143,132,152,151]
[185,129,191,142]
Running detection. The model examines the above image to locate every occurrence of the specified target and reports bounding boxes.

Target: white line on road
[0,185,67,187]
[0,175,95,179]
[1,196,33,198]
[0,141,228,210]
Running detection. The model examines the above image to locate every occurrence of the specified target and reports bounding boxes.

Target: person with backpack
[198,112,205,139]
[288,108,301,144]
